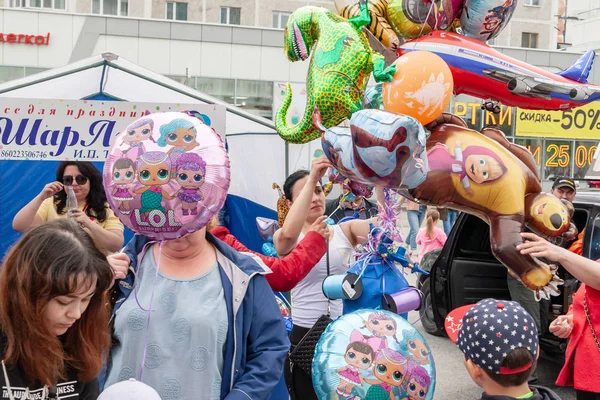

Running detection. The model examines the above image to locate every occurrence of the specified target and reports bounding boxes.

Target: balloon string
[138,241,163,381]
[277,292,293,310]
[412,0,437,51]
[409,296,430,326]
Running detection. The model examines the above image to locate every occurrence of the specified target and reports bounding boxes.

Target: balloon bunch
[344,189,427,315]
[320,188,427,317]
[335,0,517,45]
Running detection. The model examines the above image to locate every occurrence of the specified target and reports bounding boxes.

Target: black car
[416,191,600,354]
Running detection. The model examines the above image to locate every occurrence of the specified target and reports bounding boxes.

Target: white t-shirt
[290,224,354,328]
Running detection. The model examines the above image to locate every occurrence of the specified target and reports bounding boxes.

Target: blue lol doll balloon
[312,309,435,400]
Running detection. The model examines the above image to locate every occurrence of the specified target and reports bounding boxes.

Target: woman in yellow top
[12,161,124,253]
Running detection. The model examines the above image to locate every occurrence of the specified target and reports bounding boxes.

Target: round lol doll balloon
[312,309,435,400]
[103,112,230,241]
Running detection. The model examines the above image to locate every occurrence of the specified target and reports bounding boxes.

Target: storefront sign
[453,100,514,127]
[516,103,600,139]
[0,32,50,45]
[519,141,598,170]
[0,99,226,161]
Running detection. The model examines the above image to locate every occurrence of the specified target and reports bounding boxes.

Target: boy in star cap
[444,299,562,400]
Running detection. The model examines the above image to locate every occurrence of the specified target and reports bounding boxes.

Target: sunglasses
[62,174,88,186]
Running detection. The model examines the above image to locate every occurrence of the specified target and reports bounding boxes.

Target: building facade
[489,0,558,50]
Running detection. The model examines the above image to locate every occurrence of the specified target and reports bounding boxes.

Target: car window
[455,215,496,261]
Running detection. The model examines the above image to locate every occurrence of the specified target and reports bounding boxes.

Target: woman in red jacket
[518,232,600,400]
[209,216,329,292]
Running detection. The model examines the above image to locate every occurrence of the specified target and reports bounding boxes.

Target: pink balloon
[103,112,230,241]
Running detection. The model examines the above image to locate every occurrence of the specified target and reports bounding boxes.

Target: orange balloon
[382,51,454,125]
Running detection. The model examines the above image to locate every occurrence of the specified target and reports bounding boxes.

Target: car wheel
[419,277,444,337]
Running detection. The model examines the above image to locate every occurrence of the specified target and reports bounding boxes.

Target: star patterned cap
[444,299,538,375]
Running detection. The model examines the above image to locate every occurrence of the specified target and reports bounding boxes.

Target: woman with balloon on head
[102,112,289,400]
[12,161,124,254]
[275,156,383,400]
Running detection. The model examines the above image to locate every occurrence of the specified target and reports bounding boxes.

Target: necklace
[2,360,49,400]
[583,289,600,351]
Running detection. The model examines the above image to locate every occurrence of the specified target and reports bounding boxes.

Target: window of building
[521,32,538,48]
[0,66,26,84]
[92,0,128,16]
[220,7,241,25]
[523,0,540,6]
[236,79,274,119]
[166,75,195,88]
[9,0,65,9]
[166,1,187,21]
[196,77,236,103]
[272,11,291,29]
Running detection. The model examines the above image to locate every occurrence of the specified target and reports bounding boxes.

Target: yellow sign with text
[516,103,600,139]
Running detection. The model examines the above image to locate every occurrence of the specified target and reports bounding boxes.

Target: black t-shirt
[325,197,378,223]
[0,336,99,400]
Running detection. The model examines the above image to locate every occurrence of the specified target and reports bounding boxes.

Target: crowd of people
[1,156,599,400]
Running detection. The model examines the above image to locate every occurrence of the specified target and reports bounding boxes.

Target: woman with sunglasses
[12,161,124,254]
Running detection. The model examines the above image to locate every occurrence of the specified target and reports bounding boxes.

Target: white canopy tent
[0,52,298,209]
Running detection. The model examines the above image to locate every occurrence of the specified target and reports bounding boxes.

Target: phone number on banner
[0,150,48,160]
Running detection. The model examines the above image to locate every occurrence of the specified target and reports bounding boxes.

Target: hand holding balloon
[517,232,567,263]
[308,216,331,240]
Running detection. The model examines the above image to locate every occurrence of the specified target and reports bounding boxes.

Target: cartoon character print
[399,329,430,366]
[351,123,411,186]
[122,118,154,158]
[134,151,175,218]
[404,363,431,400]
[364,349,410,400]
[111,158,137,215]
[427,143,507,196]
[481,0,516,40]
[157,118,200,175]
[362,312,400,351]
[336,331,377,399]
[173,153,206,216]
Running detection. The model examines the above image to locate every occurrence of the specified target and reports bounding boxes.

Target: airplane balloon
[397,31,600,111]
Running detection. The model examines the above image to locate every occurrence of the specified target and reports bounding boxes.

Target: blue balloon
[262,242,278,258]
[312,309,436,400]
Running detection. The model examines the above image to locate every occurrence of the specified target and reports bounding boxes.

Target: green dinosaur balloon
[276,1,396,144]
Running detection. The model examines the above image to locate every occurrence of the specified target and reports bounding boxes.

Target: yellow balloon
[334,0,400,48]
[382,51,454,125]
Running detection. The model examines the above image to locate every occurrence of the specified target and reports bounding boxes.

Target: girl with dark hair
[277,156,381,400]
[0,219,113,399]
[12,161,124,254]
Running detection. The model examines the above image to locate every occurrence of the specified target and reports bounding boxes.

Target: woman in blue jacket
[103,226,290,400]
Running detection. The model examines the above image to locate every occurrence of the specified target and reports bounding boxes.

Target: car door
[430,213,511,329]
[445,214,511,310]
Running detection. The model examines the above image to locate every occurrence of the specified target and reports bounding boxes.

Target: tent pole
[0,61,106,95]
[285,141,289,177]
